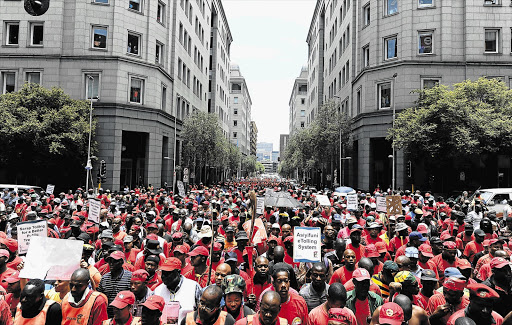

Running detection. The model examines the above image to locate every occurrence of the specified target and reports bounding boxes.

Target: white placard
[45,184,55,195]
[376,196,387,212]
[316,194,331,206]
[17,220,48,255]
[347,194,358,210]
[19,236,83,280]
[256,197,265,215]
[177,181,185,197]
[183,168,189,183]
[88,198,101,224]
[293,227,321,263]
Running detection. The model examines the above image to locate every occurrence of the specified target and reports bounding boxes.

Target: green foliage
[388,78,512,164]
[255,161,265,173]
[0,83,95,186]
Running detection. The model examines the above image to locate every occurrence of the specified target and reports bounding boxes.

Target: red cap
[160,257,182,271]
[488,239,502,246]
[365,244,380,258]
[352,268,371,281]
[443,277,466,292]
[3,271,20,284]
[456,259,472,270]
[328,308,355,323]
[86,226,99,234]
[379,302,404,325]
[131,269,149,282]
[467,283,500,299]
[416,224,428,234]
[147,223,158,229]
[440,233,454,241]
[405,215,412,221]
[141,295,165,312]
[483,239,490,247]
[189,246,209,257]
[443,241,457,249]
[490,257,510,269]
[375,242,387,254]
[0,249,9,259]
[108,251,125,261]
[419,244,434,257]
[172,232,183,239]
[268,235,278,243]
[110,291,135,309]
[202,201,210,205]
[173,245,188,255]
[213,243,222,252]
[1,238,17,253]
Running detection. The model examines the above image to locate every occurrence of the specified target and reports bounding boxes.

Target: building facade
[288,68,308,135]
[250,121,258,156]
[302,0,512,191]
[229,64,252,156]
[0,0,237,190]
[256,142,273,162]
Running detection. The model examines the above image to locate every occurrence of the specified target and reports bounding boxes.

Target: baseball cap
[444,267,466,280]
[420,269,438,282]
[490,257,510,269]
[375,242,388,254]
[419,244,434,258]
[409,231,427,242]
[483,239,490,247]
[394,271,418,285]
[131,269,149,282]
[108,251,125,261]
[224,226,235,233]
[141,295,165,312]
[221,274,246,295]
[379,302,404,325]
[456,259,472,270]
[173,245,188,255]
[172,232,183,239]
[0,249,9,259]
[395,223,408,232]
[189,246,209,257]
[235,231,249,241]
[405,247,419,258]
[430,236,442,244]
[474,229,485,237]
[100,230,114,239]
[443,241,457,249]
[416,223,428,234]
[352,268,371,281]
[110,291,135,309]
[159,257,182,271]
[383,261,400,273]
[3,271,20,284]
[350,224,363,233]
[123,235,134,243]
[225,252,238,262]
[328,308,355,324]
[443,277,466,292]
[365,244,380,258]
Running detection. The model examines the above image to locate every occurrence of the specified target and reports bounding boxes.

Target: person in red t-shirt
[308,282,356,325]
[427,241,459,285]
[330,250,356,285]
[347,226,366,262]
[426,277,468,325]
[463,229,485,263]
[272,266,309,325]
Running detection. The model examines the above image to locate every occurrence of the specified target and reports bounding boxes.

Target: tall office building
[288,67,308,135]
[229,64,252,156]
[301,0,512,190]
[256,142,273,162]
[250,121,258,156]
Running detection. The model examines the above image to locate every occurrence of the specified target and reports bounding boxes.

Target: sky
[222,0,317,151]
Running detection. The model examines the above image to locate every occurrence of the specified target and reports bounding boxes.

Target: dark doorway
[370,138,392,192]
[120,131,148,190]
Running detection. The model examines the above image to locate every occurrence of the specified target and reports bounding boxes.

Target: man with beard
[308,283,356,325]
[322,225,337,253]
[481,257,512,317]
[14,279,62,324]
[183,246,216,288]
[347,226,366,262]
[330,250,357,285]
[447,284,502,325]
[221,275,255,322]
[181,285,235,325]
[272,267,308,324]
[345,268,383,325]
[427,277,468,325]
[428,241,459,285]
[234,291,287,325]
[299,262,329,312]
[246,257,272,310]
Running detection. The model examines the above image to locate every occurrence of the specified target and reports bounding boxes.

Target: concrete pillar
[358,137,371,191]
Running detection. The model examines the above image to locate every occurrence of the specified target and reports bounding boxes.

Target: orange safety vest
[185,311,228,325]
[244,315,288,325]
[14,299,56,325]
[61,291,107,325]
[102,316,140,325]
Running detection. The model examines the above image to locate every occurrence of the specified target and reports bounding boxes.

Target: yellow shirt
[224,239,237,251]
[45,288,64,303]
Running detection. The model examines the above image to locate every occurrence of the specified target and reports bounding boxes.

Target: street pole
[334,95,342,186]
[173,104,177,195]
[391,73,398,192]
[85,76,94,193]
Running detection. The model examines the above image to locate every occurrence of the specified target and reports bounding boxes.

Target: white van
[479,188,512,218]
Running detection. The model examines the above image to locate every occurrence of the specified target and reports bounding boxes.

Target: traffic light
[100,160,107,177]
[406,160,412,178]
[24,0,50,16]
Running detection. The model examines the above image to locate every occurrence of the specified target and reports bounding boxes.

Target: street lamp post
[85,75,94,193]
[391,73,398,192]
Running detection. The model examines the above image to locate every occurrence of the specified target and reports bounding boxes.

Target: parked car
[0,184,44,194]
[479,188,512,218]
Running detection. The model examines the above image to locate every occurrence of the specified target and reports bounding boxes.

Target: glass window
[156,42,162,64]
[31,23,44,46]
[127,33,140,55]
[484,0,499,4]
[300,110,306,117]
[386,0,398,15]
[423,79,439,89]
[234,109,238,115]
[6,23,19,45]
[379,82,391,109]
[161,85,167,110]
[363,45,370,67]
[363,4,370,26]
[92,26,107,49]
[234,97,238,104]
[95,0,109,4]
[418,32,433,54]
[485,29,499,53]
[130,77,144,103]
[129,0,141,11]
[233,120,237,126]
[2,73,15,94]
[419,0,433,7]
[85,74,100,99]
[301,98,305,105]
[385,37,397,59]
[26,72,41,84]
[157,2,164,23]
[233,132,237,138]
[300,122,305,128]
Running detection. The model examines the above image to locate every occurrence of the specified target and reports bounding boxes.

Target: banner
[386,195,403,215]
[45,184,55,195]
[346,194,358,210]
[376,196,387,212]
[256,197,265,215]
[293,227,321,263]
[19,236,83,280]
[177,181,185,197]
[88,198,101,224]
[242,218,268,244]
[316,195,331,206]
[17,220,48,255]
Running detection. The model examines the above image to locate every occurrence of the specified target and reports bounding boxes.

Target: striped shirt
[371,274,389,298]
[97,269,132,318]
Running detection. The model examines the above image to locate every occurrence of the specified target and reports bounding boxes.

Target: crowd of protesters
[0,180,510,325]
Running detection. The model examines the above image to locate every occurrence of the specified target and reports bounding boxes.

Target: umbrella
[273,193,305,209]
[335,186,354,193]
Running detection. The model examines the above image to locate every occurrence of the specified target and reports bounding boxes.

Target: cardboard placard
[17,220,47,255]
[256,197,265,215]
[386,195,403,215]
[293,227,321,263]
[88,198,101,224]
[45,184,55,195]
[177,181,185,197]
[346,194,358,210]
[376,196,387,212]
[316,195,331,206]
[242,218,268,244]
[19,236,83,280]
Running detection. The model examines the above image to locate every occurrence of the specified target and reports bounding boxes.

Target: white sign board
[376,196,387,212]
[293,227,321,263]
[316,195,331,206]
[177,181,185,197]
[346,194,358,210]
[88,198,101,224]
[17,220,48,255]
[256,197,265,215]
[45,184,55,195]
[19,236,83,280]
[183,168,189,183]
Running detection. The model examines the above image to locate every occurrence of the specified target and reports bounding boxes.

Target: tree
[0,83,96,188]
[387,78,512,190]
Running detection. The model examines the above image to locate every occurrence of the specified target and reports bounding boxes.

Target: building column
[358,137,371,191]
[147,130,163,188]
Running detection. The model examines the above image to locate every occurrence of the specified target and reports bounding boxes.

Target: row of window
[1,71,40,94]
[91,0,166,25]
[4,22,43,46]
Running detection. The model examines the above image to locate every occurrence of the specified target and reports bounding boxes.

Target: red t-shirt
[329,266,354,285]
[347,243,366,262]
[308,304,357,325]
[354,298,371,325]
[277,292,309,325]
[463,241,483,263]
[427,255,458,284]
[426,293,469,325]
[447,309,503,325]
[388,237,408,254]
[344,279,381,296]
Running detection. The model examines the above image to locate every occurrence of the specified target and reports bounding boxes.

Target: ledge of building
[93,102,183,127]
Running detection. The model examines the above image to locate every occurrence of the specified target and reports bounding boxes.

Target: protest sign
[45,184,55,195]
[88,198,101,224]
[177,181,185,197]
[161,301,180,324]
[346,194,358,210]
[316,195,331,206]
[19,236,83,280]
[386,195,403,215]
[242,218,268,244]
[17,220,47,255]
[376,196,387,212]
[293,227,321,263]
[256,197,265,215]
